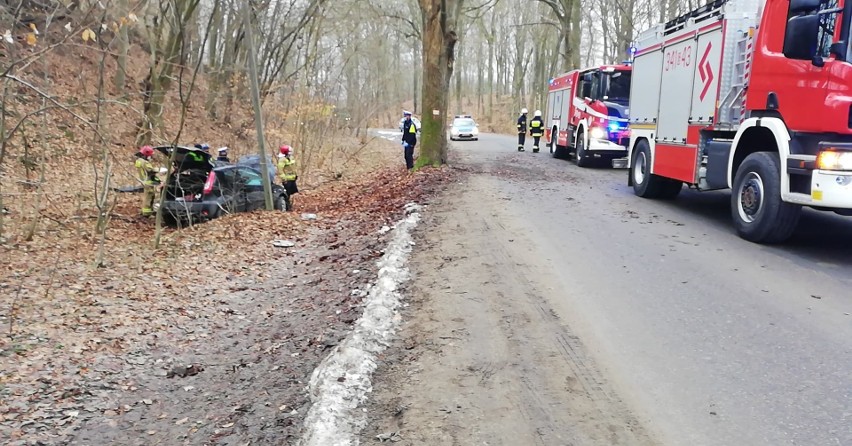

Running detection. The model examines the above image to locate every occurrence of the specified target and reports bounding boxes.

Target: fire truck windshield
[603,71,631,105]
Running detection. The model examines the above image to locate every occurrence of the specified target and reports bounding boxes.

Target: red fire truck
[545,64,632,167]
[627,0,852,243]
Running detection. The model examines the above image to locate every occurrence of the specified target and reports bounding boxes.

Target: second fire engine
[545,65,632,167]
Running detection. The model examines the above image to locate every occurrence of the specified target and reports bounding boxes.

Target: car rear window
[216,168,236,189]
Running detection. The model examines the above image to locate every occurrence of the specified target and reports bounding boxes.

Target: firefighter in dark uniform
[530,110,544,153]
[517,108,528,152]
[401,111,417,170]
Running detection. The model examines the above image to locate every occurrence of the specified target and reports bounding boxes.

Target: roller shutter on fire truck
[627,0,852,243]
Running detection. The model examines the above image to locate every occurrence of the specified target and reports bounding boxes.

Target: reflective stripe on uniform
[136,158,156,184]
[278,157,297,181]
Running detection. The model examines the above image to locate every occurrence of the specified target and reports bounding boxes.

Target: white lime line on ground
[299,203,422,446]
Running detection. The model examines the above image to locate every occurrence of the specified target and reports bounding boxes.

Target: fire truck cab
[628,0,852,243]
[545,65,632,167]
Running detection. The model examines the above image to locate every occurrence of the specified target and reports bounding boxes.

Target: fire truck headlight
[590,127,607,140]
[817,150,852,171]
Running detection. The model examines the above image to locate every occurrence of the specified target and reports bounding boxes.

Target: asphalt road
[364,131,852,445]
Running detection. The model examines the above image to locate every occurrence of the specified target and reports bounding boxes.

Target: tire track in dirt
[359,169,657,445]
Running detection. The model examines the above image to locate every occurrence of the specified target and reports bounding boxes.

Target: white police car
[450,115,479,141]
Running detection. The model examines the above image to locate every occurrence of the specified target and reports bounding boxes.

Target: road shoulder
[359,173,657,445]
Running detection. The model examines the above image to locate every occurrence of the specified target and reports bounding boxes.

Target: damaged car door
[235,167,267,211]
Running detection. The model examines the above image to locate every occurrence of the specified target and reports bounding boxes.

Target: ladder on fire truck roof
[664,0,728,34]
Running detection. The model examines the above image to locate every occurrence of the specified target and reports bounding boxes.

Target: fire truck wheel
[731,152,801,243]
[550,129,565,159]
[659,180,683,198]
[631,139,673,198]
[575,131,590,167]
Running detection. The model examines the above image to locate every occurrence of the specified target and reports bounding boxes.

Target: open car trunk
[155,145,215,202]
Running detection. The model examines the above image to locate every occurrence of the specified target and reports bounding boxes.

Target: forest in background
[0,0,705,252]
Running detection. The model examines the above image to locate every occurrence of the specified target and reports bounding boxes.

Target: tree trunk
[667,0,679,21]
[137,0,201,145]
[455,37,463,114]
[417,0,461,168]
[569,0,581,69]
[487,32,494,121]
[205,3,222,118]
[114,0,129,92]
[410,38,419,114]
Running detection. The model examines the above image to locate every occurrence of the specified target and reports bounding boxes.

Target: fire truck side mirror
[829,41,847,59]
[783,15,821,62]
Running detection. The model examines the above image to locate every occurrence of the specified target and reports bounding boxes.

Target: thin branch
[1,74,108,143]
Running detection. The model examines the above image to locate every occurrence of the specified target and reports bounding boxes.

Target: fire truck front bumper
[809,170,852,208]
[587,137,629,155]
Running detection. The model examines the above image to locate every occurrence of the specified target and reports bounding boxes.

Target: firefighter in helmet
[517,108,528,152]
[529,110,544,153]
[134,145,161,217]
[277,145,298,205]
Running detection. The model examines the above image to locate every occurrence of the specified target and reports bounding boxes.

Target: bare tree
[535,0,581,70]
[136,0,202,146]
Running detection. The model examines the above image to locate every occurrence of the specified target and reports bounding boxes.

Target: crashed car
[237,154,277,186]
[155,145,290,223]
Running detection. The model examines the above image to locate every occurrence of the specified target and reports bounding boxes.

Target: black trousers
[404,145,415,169]
[518,133,526,147]
[283,180,298,195]
[533,135,541,148]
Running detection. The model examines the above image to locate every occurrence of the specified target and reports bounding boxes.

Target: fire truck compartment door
[657,39,699,142]
[689,30,722,125]
[630,47,664,126]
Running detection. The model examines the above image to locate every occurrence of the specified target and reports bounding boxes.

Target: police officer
[529,110,544,153]
[401,111,417,170]
[517,108,528,152]
[217,146,230,163]
[134,145,160,217]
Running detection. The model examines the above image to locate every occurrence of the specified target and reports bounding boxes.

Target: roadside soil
[1,164,453,446]
[358,148,657,445]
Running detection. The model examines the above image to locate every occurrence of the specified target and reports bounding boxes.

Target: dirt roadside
[358,155,657,445]
[1,166,453,446]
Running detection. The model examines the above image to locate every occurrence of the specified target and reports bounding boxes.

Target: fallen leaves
[0,164,454,444]
[81,28,96,42]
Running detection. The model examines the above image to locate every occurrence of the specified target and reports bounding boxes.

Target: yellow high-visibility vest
[278,156,297,181]
[135,158,158,185]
